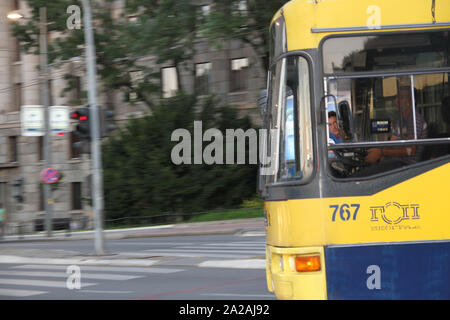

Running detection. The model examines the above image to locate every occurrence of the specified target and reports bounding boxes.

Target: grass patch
[186,207,263,223]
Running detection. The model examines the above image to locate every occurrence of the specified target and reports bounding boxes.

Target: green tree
[15,0,287,105]
[102,93,258,224]
[200,0,290,70]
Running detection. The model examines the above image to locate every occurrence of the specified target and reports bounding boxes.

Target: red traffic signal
[70,108,89,121]
[70,111,79,119]
[71,107,91,139]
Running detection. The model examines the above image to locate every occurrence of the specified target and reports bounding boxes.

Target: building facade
[0,0,265,234]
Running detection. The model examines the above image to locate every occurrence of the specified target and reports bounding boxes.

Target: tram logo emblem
[369,202,420,225]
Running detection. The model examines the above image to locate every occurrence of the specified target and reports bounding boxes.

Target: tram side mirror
[258,89,268,120]
[338,100,353,141]
[320,94,338,125]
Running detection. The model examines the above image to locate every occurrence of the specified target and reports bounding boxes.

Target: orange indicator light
[295,255,321,272]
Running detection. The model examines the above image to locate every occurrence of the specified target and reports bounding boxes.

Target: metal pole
[40,7,53,238]
[81,0,104,255]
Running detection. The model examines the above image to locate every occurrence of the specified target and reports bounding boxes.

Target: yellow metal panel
[266,163,450,247]
[280,0,450,51]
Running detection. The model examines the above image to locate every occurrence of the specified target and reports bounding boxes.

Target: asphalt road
[0,234,275,300]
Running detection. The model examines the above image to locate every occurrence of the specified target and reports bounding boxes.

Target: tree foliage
[102,94,258,222]
[15,0,289,104]
[200,0,290,70]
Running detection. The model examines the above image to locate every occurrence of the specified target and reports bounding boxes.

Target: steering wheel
[329,148,368,177]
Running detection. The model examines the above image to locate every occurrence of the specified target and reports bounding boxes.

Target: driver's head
[398,86,412,115]
[328,111,340,137]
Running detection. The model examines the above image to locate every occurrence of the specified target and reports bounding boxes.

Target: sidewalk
[0,218,266,267]
[1,217,265,241]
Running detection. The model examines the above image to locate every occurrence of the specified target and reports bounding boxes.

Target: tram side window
[269,56,314,183]
[326,72,450,178]
[415,73,450,159]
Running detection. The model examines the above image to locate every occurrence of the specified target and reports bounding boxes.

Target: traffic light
[100,107,116,138]
[70,106,91,139]
[70,106,91,154]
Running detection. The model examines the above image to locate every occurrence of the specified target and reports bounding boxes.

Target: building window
[161,67,178,98]
[72,182,82,210]
[38,136,43,161]
[201,5,210,17]
[9,136,17,163]
[39,184,44,211]
[70,132,81,159]
[230,58,249,92]
[13,83,22,111]
[126,14,138,23]
[195,62,212,96]
[233,0,247,14]
[48,79,54,106]
[73,76,82,100]
[14,38,20,62]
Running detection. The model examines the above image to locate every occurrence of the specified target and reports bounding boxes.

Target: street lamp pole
[39,7,53,238]
[81,0,104,255]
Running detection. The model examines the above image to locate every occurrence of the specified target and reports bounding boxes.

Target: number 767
[330,204,360,222]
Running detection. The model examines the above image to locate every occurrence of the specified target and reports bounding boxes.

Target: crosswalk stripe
[201,293,274,298]
[12,264,184,274]
[198,259,266,269]
[0,278,96,288]
[178,246,265,251]
[145,248,265,254]
[0,288,48,297]
[0,270,143,281]
[141,251,259,258]
[202,243,265,247]
[108,242,195,246]
[231,241,266,244]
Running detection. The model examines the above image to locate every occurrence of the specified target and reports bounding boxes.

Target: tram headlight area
[266,246,327,300]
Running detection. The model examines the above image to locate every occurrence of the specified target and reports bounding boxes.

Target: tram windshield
[326,73,449,144]
[323,31,450,178]
[322,31,450,74]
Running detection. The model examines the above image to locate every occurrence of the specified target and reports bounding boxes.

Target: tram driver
[361,85,428,174]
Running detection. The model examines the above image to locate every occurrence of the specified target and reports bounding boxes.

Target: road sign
[21,105,70,136]
[21,105,45,136]
[40,168,61,184]
[50,106,70,136]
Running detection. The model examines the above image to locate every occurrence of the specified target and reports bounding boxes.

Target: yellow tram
[260,0,450,299]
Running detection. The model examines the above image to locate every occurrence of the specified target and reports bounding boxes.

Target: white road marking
[202,243,265,247]
[0,278,96,288]
[141,251,257,258]
[145,248,264,254]
[108,242,194,246]
[201,293,274,298]
[0,288,48,297]
[80,290,133,294]
[13,264,184,274]
[198,259,266,269]
[0,270,143,281]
